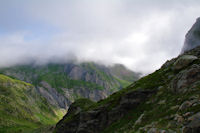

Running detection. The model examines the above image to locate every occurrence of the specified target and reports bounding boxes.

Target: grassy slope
[84,67,167,111]
[109,64,141,82]
[0,74,64,133]
[99,59,200,132]
[56,48,200,132]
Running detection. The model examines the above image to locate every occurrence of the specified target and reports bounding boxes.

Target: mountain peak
[181,17,200,53]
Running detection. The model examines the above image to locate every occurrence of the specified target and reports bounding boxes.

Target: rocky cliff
[181,17,200,53]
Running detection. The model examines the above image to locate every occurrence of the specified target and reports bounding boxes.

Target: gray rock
[170,105,179,110]
[167,121,178,128]
[54,90,156,133]
[182,112,200,133]
[173,55,198,70]
[147,128,168,133]
[170,64,200,93]
[158,100,166,105]
[179,101,192,111]
[147,128,159,133]
[183,112,193,118]
[181,17,200,53]
[134,113,145,125]
[188,112,200,124]
[181,126,191,133]
[174,114,184,123]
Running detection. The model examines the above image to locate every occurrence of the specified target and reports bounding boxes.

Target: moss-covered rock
[173,55,198,70]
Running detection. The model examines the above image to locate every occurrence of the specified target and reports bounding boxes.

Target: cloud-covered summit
[0,0,200,73]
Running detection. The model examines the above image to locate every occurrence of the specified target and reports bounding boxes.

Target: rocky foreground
[54,46,200,133]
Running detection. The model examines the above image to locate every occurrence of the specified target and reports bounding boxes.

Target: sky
[0,0,200,74]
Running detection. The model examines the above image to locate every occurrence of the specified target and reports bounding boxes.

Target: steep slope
[181,17,200,53]
[109,64,139,83]
[54,46,200,133]
[0,62,140,110]
[0,74,64,133]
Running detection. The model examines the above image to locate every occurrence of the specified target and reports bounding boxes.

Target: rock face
[181,17,200,53]
[185,112,200,132]
[55,90,155,133]
[54,46,200,133]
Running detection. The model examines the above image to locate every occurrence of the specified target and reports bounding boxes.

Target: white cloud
[0,0,200,73]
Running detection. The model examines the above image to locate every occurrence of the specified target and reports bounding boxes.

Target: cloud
[0,0,200,73]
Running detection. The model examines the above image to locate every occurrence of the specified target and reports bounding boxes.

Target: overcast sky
[0,0,200,73]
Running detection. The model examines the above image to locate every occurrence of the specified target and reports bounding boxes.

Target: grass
[0,74,64,133]
[114,76,131,88]
[81,62,113,81]
[85,67,170,112]
[0,74,32,87]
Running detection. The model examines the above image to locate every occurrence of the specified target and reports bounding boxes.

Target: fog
[0,0,200,73]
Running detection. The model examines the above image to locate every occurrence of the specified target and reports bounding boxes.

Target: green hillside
[0,62,140,133]
[0,63,139,92]
[0,74,65,133]
[0,62,140,110]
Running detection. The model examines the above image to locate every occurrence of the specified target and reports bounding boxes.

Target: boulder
[173,55,198,71]
[182,112,200,133]
[174,114,184,123]
[170,64,200,93]
[134,113,145,125]
[179,101,193,111]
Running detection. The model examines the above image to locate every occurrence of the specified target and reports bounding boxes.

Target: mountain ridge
[0,62,140,110]
[0,62,140,132]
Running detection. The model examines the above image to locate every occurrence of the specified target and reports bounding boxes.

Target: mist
[1,0,200,73]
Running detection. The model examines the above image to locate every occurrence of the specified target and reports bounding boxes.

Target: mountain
[54,45,200,133]
[181,17,200,53]
[0,62,140,111]
[0,74,64,133]
[0,62,140,132]
[54,19,200,133]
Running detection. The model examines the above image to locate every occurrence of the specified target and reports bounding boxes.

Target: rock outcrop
[181,17,200,53]
[55,90,155,133]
